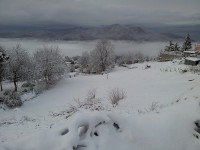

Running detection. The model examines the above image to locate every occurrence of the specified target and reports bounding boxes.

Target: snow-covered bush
[3,89,13,96]
[21,82,35,93]
[52,99,105,118]
[0,96,5,110]
[115,55,126,66]
[0,96,5,103]
[149,102,159,111]
[51,90,105,118]
[4,91,22,108]
[109,88,126,107]
[21,82,35,88]
[72,90,104,112]
[33,81,49,95]
[86,89,96,102]
[188,66,200,74]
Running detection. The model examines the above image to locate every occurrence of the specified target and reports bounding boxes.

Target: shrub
[181,69,188,73]
[3,89,13,96]
[0,97,5,103]
[85,89,96,102]
[0,96,5,110]
[21,82,35,88]
[149,102,159,111]
[5,91,22,108]
[33,81,48,95]
[21,82,35,93]
[109,88,126,107]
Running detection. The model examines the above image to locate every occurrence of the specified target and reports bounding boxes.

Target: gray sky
[0,0,199,26]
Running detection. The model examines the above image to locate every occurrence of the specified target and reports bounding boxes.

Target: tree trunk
[14,79,17,92]
[0,82,3,91]
[102,64,105,72]
[0,77,2,91]
[14,73,17,92]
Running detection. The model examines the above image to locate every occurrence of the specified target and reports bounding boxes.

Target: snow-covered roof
[185,57,200,62]
[183,51,197,54]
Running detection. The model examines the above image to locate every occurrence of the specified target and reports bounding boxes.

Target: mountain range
[0,24,195,41]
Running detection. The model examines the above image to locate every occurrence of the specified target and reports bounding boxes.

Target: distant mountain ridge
[0,24,183,41]
[146,25,200,41]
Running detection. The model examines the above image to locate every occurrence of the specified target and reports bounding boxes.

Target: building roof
[183,51,197,54]
[185,57,200,62]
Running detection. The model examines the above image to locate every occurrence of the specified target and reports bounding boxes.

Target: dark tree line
[165,34,192,52]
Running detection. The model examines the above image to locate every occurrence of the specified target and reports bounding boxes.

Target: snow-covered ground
[1,60,200,150]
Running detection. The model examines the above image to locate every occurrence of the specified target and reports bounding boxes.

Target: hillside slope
[0,61,200,150]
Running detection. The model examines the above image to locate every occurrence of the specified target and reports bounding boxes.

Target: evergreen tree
[182,34,192,51]
[165,41,174,51]
[174,43,180,51]
[170,41,175,51]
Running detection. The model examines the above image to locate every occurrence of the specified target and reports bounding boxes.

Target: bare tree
[78,51,90,72]
[125,52,135,64]
[34,46,66,85]
[136,51,144,61]
[90,40,115,72]
[6,44,30,92]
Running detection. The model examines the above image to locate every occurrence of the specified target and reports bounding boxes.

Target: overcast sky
[0,0,199,26]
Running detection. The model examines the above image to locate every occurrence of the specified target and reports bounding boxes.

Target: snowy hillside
[1,60,200,150]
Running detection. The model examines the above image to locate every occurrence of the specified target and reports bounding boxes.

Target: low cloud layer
[0,0,199,26]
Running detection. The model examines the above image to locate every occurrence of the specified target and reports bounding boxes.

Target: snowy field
[0,38,167,57]
[1,60,200,150]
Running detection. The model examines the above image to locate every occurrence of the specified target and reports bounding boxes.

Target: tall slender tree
[174,43,180,51]
[182,34,192,51]
[165,41,174,51]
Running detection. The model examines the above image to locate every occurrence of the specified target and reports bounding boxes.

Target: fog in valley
[0,38,168,58]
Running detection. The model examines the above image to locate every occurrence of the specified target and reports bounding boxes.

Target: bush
[149,102,159,111]
[33,82,48,95]
[0,97,5,103]
[21,82,35,93]
[0,97,5,110]
[85,89,96,102]
[109,88,126,107]
[21,82,35,88]
[5,92,22,108]
[3,89,13,96]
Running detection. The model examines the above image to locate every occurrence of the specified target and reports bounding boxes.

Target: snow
[1,60,200,150]
[183,51,197,54]
[185,57,200,62]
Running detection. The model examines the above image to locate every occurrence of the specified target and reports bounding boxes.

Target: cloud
[0,0,199,26]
